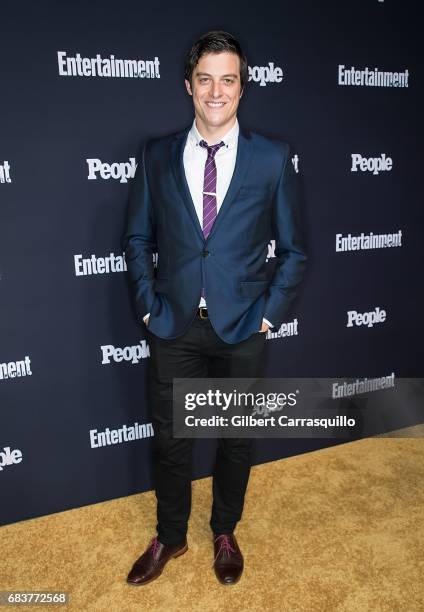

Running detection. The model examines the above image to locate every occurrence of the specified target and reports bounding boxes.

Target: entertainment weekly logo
[74,252,127,276]
[332,372,395,399]
[0,356,32,381]
[266,240,276,262]
[338,65,409,87]
[267,318,299,340]
[336,230,402,252]
[57,51,160,79]
[90,421,154,449]
[0,161,12,183]
[292,155,299,173]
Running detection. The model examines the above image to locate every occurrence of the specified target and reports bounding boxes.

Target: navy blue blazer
[122,123,307,344]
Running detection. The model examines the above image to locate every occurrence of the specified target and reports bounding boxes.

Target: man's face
[185,51,243,135]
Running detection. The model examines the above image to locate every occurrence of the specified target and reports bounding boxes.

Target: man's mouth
[205,101,226,108]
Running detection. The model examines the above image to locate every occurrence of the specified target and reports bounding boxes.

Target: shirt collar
[188,117,239,150]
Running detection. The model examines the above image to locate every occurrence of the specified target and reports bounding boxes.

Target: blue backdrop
[1,0,423,526]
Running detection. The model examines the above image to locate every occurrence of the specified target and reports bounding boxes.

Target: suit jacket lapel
[170,122,253,244]
[205,125,253,244]
[171,126,204,241]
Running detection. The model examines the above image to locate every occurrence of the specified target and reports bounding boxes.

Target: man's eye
[224,79,234,84]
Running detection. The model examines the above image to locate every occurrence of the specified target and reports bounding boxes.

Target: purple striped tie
[199,139,225,238]
[199,139,225,298]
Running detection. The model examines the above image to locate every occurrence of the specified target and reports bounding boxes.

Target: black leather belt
[197,307,208,319]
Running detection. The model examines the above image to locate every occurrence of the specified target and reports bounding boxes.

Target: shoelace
[213,534,236,566]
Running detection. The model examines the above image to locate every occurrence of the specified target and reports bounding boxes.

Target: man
[123,30,306,586]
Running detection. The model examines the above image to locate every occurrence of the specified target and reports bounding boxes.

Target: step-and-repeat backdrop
[1,1,423,525]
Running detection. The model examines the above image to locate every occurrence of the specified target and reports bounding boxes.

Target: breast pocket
[238,186,270,199]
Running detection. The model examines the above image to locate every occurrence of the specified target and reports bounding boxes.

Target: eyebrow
[195,72,239,79]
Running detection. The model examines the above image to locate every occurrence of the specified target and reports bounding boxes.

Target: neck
[195,116,237,144]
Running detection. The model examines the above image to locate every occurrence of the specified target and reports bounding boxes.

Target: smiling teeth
[207,102,224,107]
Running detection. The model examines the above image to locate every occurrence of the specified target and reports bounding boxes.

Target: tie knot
[199,139,225,158]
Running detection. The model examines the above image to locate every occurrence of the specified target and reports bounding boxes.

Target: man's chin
[203,114,232,129]
[204,112,225,122]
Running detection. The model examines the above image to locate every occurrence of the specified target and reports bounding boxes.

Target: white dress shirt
[183,118,239,308]
[144,117,273,328]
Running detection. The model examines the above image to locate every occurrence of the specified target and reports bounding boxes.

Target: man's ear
[240,87,244,98]
[185,79,193,96]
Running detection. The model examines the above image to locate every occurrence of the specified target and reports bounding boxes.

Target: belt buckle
[199,307,208,319]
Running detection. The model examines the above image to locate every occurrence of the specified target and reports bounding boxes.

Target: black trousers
[146,314,267,546]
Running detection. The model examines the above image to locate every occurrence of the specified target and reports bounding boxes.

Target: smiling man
[123,30,307,586]
[185,51,241,140]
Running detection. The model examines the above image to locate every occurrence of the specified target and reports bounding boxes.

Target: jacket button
[202,250,210,257]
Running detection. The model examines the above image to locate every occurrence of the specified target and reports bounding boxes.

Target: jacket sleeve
[121,142,157,321]
[263,143,307,329]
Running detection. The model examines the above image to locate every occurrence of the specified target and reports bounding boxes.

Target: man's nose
[210,80,223,98]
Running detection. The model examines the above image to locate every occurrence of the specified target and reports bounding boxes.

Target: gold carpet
[1,430,423,612]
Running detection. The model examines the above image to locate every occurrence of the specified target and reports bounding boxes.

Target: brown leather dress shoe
[212,533,244,585]
[127,536,188,586]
